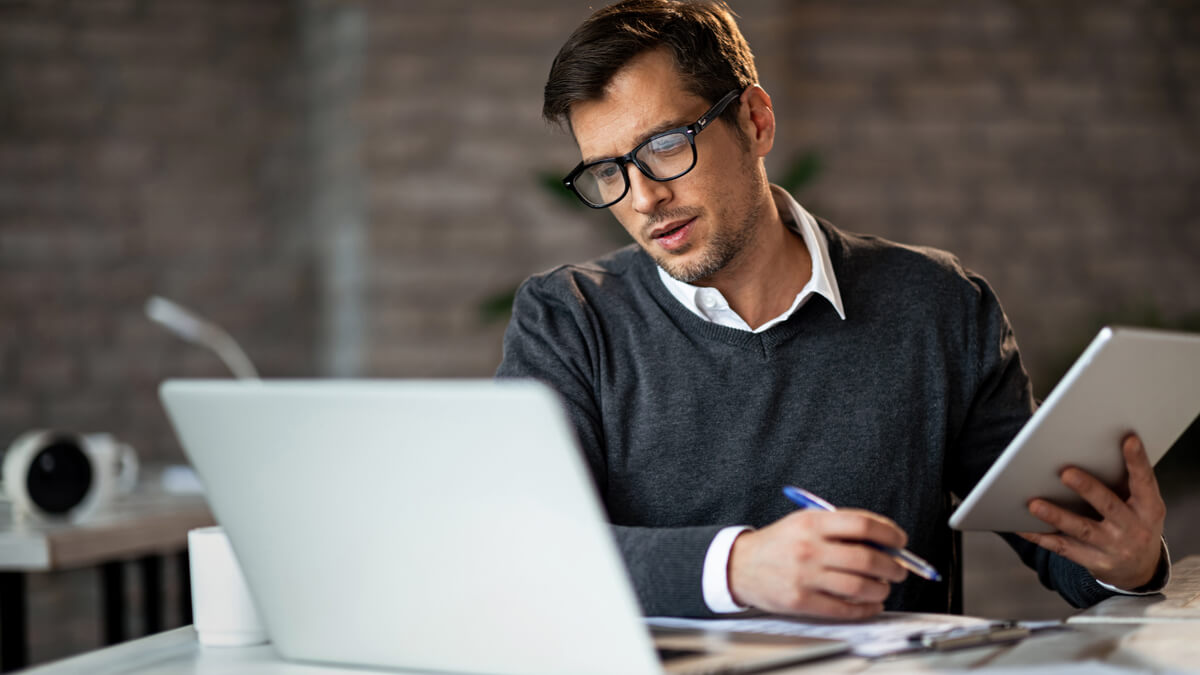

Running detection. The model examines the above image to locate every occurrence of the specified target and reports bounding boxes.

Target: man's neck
[703,192,813,330]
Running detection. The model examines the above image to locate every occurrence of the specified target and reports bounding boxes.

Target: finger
[783,591,884,621]
[1122,434,1163,506]
[1016,530,1105,571]
[1027,497,1111,548]
[815,568,894,604]
[822,541,907,583]
[1058,466,1132,528]
[817,597,885,621]
[815,510,908,549]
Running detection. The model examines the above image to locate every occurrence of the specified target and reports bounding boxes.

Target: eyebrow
[581,116,692,165]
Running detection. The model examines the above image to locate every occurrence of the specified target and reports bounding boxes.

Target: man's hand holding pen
[727,508,911,619]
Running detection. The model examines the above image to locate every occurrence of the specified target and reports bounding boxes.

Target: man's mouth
[650,217,695,240]
[649,217,696,251]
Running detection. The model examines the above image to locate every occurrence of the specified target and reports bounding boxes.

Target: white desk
[21,556,1200,675]
[0,483,213,671]
[17,622,1197,675]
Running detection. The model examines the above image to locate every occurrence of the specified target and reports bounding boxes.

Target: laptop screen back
[161,379,661,675]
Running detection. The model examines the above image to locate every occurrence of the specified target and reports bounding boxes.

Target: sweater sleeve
[495,275,723,617]
[949,272,1120,609]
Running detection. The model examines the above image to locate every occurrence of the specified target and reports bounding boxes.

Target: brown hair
[543,0,758,131]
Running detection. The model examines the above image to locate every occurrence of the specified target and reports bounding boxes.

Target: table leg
[0,571,28,672]
[101,561,125,645]
[138,555,163,635]
[177,550,192,625]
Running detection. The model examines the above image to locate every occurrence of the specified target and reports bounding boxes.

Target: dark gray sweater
[497,220,1117,616]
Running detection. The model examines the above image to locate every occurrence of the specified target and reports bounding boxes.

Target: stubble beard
[653,169,767,285]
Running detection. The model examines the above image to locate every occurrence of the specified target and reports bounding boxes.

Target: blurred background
[1,0,1197,666]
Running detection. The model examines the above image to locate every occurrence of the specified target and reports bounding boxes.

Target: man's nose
[626,166,671,214]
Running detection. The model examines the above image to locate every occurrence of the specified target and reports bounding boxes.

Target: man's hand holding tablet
[1018,433,1166,591]
[948,327,1196,593]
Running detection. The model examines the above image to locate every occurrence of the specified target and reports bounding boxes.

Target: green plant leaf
[479,287,517,324]
[538,171,587,210]
[778,151,822,195]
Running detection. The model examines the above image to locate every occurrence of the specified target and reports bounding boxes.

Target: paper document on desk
[647,611,991,658]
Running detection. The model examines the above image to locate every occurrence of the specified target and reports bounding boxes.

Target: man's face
[568,49,767,285]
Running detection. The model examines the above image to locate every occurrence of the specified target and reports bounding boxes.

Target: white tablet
[949,326,1200,532]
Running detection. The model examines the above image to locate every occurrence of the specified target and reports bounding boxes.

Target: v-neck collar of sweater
[633,220,849,353]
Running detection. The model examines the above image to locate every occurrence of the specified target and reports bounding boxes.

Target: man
[497,0,1168,619]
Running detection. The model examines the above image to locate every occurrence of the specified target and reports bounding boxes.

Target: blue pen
[782,485,942,582]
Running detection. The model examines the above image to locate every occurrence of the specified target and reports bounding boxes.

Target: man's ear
[739,85,775,157]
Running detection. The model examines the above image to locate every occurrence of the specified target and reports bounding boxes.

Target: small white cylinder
[188,526,269,647]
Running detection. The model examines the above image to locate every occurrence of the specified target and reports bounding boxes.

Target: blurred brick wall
[0,0,316,470]
[1,0,1198,666]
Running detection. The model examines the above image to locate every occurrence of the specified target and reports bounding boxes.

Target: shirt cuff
[702,525,753,614]
[1095,537,1172,595]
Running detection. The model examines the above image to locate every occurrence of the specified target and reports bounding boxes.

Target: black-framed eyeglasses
[562,88,743,209]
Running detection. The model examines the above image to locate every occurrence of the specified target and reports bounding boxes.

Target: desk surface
[0,480,213,571]
[22,556,1200,675]
[20,622,1198,675]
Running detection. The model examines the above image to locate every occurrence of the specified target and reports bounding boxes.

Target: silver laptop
[160,379,847,675]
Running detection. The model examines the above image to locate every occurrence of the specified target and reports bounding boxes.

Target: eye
[647,132,688,156]
[587,162,622,184]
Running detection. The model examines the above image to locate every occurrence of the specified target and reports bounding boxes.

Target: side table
[0,486,214,671]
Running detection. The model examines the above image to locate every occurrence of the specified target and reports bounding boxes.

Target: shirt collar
[656,184,846,330]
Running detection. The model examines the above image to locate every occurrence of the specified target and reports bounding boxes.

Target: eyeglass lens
[574,131,696,207]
